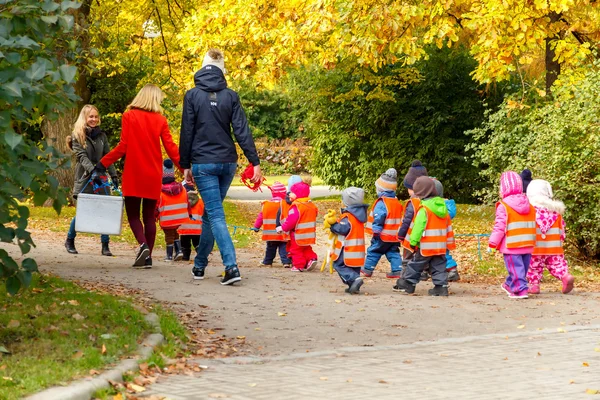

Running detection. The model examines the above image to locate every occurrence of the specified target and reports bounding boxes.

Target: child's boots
[182,246,192,261]
[165,245,174,261]
[428,285,449,296]
[173,240,183,261]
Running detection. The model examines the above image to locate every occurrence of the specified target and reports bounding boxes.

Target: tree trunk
[545,12,562,94]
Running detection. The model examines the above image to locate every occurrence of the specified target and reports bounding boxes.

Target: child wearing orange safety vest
[177,188,204,262]
[251,182,292,268]
[277,182,318,272]
[156,159,189,261]
[362,168,403,279]
[525,179,574,295]
[324,187,368,294]
[488,171,536,299]
[394,176,455,296]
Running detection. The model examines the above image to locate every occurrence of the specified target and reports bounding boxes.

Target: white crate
[75,193,124,235]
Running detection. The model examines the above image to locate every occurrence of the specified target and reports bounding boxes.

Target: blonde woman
[65,105,119,256]
[97,84,180,268]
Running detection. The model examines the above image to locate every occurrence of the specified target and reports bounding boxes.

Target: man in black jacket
[179,49,262,286]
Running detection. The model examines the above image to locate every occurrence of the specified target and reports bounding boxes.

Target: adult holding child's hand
[98,84,181,268]
[179,48,260,285]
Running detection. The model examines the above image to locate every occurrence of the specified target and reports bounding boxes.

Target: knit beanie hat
[520,169,532,193]
[287,175,302,191]
[403,160,428,189]
[342,187,365,206]
[202,49,226,74]
[432,178,444,198]
[375,168,398,193]
[269,181,287,200]
[527,179,566,214]
[413,176,437,199]
[162,159,175,184]
[290,182,310,199]
[499,171,523,198]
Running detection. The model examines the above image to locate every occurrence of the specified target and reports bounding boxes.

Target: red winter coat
[101,109,180,200]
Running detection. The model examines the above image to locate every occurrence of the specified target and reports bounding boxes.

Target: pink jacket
[280,205,300,232]
[489,194,535,255]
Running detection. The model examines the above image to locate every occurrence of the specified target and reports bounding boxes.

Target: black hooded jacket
[179,66,259,169]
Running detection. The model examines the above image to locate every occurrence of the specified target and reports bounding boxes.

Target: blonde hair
[301,175,313,186]
[127,84,164,114]
[70,104,100,150]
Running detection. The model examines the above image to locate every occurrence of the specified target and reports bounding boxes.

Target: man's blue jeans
[68,217,109,243]
[192,163,237,271]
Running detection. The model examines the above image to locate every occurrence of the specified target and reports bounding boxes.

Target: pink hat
[269,181,286,200]
[290,182,310,199]
[500,171,523,198]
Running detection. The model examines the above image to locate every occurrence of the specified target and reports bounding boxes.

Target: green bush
[468,63,600,258]
[290,46,503,202]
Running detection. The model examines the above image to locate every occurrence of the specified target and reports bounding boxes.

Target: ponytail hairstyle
[71,104,100,149]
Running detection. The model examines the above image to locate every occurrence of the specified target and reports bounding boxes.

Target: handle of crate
[81,174,116,195]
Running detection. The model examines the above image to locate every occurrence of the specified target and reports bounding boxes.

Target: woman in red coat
[96,84,180,268]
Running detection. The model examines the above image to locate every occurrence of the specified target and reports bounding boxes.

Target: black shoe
[144,257,152,268]
[348,277,363,294]
[182,248,192,261]
[101,242,112,257]
[420,271,430,281]
[133,243,150,267]
[447,269,460,282]
[173,240,183,261]
[429,285,449,296]
[192,267,205,280]
[220,267,241,285]
[393,278,416,294]
[65,238,78,254]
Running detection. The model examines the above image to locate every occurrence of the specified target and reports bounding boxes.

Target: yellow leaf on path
[586,389,599,394]
[208,394,229,399]
[335,299,342,303]
[557,328,566,333]
[595,348,600,352]
[569,380,575,384]
[347,379,352,382]
[112,393,124,400]
[248,383,257,387]
[129,383,146,393]
[278,312,287,317]
[379,380,389,384]
[583,362,590,367]
[102,344,107,354]
[517,325,525,329]
[236,336,246,339]
[68,300,80,306]
[320,377,328,380]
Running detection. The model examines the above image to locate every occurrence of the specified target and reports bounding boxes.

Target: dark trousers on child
[333,251,361,286]
[163,228,179,245]
[404,249,448,286]
[181,235,200,250]
[263,241,291,265]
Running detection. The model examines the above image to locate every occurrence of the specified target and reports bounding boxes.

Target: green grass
[223,201,254,248]
[0,275,150,400]
[27,200,255,250]
[230,175,324,187]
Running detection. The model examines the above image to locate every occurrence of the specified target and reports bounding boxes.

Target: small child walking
[156,159,188,262]
[489,171,536,299]
[278,182,318,272]
[177,189,204,261]
[432,179,459,282]
[326,187,368,294]
[526,179,575,294]
[362,168,404,278]
[394,177,455,296]
[252,182,292,268]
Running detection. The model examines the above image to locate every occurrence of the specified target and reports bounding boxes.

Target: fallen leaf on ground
[595,348,600,352]
[403,360,412,364]
[248,383,257,387]
[102,344,107,354]
[517,325,525,329]
[335,299,342,303]
[320,377,328,380]
[72,351,84,359]
[208,394,229,398]
[112,393,123,400]
[32,288,44,293]
[72,313,85,321]
[128,383,146,393]
[557,328,566,333]
[570,380,575,384]
[583,362,590,367]
[35,305,43,312]
[101,334,116,340]
[586,389,599,395]
[68,300,80,306]
[0,365,6,370]
[7,320,20,329]
[236,336,246,340]
[0,346,10,354]
[2,377,13,381]
[379,380,389,384]
[89,369,100,375]
[278,312,287,317]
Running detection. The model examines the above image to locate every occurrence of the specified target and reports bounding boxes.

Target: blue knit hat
[287,175,302,191]
[403,160,428,190]
[162,159,175,184]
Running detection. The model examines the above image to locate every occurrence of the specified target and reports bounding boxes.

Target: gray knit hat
[432,178,443,198]
[375,168,398,193]
[403,160,428,190]
[202,49,226,74]
[342,187,365,206]
[413,176,437,199]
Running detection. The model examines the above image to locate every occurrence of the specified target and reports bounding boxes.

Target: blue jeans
[68,217,109,243]
[192,163,237,271]
[363,236,402,273]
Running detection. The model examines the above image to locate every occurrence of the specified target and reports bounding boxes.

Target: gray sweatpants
[404,249,448,286]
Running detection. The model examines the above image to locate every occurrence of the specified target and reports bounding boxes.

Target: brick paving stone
[142,326,600,400]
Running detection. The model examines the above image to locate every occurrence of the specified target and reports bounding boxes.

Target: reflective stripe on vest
[261,200,288,242]
[294,199,318,246]
[331,212,366,267]
[419,206,455,256]
[158,189,189,228]
[401,198,421,249]
[364,197,403,242]
[499,200,536,249]
[533,214,564,256]
[178,200,204,236]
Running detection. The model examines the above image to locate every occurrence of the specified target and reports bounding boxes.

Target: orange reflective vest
[402,198,421,249]
[331,212,365,267]
[177,200,204,236]
[533,215,564,256]
[498,201,536,249]
[158,189,189,228]
[294,198,318,246]
[418,206,456,256]
[261,200,288,242]
[365,197,403,242]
